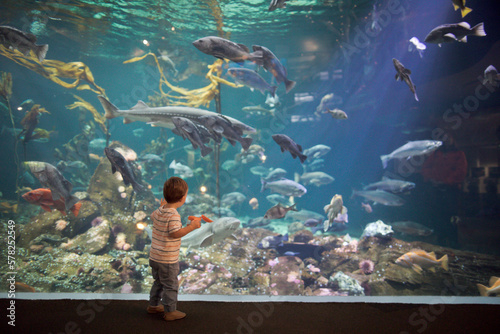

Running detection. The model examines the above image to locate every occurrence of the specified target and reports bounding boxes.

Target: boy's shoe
[164,310,186,321]
[147,304,164,314]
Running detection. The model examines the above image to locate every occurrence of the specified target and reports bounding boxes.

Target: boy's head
[163,176,188,204]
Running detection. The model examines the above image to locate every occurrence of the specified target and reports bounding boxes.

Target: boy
[147,176,201,321]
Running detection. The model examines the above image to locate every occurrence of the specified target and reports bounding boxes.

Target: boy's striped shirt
[149,206,182,263]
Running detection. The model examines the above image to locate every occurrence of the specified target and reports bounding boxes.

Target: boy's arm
[169,219,201,238]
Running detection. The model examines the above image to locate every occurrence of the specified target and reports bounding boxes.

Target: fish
[98,95,255,135]
[323,194,344,232]
[408,37,426,58]
[303,144,331,160]
[132,128,144,137]
[302,158,324,173]
[369,4,382,33]
[22,188,82,216]
[221,192,247,207]
[104,147,145,192]
[272,134,307,163]
[181,217,240,250]
[265,93,280,107]
[393,58,419,102]
[24,161,80,211]
[258,234,288,249]
[424,22,486,46]
[157,49,178,76]
[198,114,253,150]
[395,249,449,274]
[171,116,213,157]
[268,0,288,11]
[192,36,263,65]
[138,154,164,166]
[169,160,193,178]
[303,218,322,227]
[286,209,325,222]
[263,168,287,182]
[261,178,307,197]
[315,93,336,114]
[227,68,277,97]
[483,65,500,87]
[250,166,271,176]
[245,216,269,228]
[0,25,49,62]
[89,138,107,153]
[300,172,334,187]
[242,105,275,117]
[252,45,296,93]
[222,159,239,171]
[266,194,291,206]
[477,277,500,297]
[249,197,259,210]
[363,177,416,193]
[352,189,405,206]
[264,203,297,220]
[380,140,442,169]
[391,221,433,237]
[325,108,348,119]
[361,202,373,213]
[451,0,472,18]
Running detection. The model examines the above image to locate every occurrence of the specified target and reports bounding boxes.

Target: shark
[181,217,241,250]
[98,95,255,135]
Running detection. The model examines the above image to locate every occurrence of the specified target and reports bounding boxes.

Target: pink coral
[359,259,375,275]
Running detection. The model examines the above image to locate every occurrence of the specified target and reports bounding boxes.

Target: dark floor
[1,299,499,333]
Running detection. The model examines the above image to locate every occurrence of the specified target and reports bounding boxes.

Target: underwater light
[142,39,149,46]
[260,154,267,163]
[136,222,146,230]
[171,27,175,31]
[17,106,22,111]
[200,185,207,194]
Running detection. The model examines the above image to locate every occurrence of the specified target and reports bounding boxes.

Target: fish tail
[439,254,449,271]
[284,79,296,94]
[249,50,264,66]
[299,153,308,164]
[477,283,489,297]
[414,91,419,102]
[471,22,486,37]
[380,155,390,169]
[461,7,472,18]
[200,145,213,157]
[260,179,267,192]
[36,44,49,62]
[452,3,459,11]
[66,196,80,214]
[269,85,277,98]
[98,95,120,119]
[239,137,253,151]
[71,202,82,217]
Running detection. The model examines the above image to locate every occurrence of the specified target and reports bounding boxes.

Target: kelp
[0,45,106,95]
[66,94,108,134]
[124,53,241,108]
[0,72,13,100]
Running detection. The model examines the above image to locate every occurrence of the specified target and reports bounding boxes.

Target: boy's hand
[189,218,201,230]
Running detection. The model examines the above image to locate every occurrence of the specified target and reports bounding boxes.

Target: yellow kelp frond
[66,95,108,134]
[124,53,242,108]
[20,104,50,127]
[201,0,229,39]
[0,71,13,100]
[0,45,106,95]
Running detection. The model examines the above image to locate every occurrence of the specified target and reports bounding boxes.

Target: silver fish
[326,108,348,119]
[424,22,486,46]
[181,217,240,250]
[303,144,331,160]
[380,140,442,169]
[268,0,288,12]
[286,209,325,222]
[300,172,335,187]
[228,67,277,97]
[393,58,418,102]
[261,178,307,197]
[221,192,247,207]
[352,190,405,206]
[169,159,193,178]
[363,177,415,193]
[391,221,434,236]
[263,168,287,182]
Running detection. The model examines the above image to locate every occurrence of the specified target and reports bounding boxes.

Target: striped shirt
[149,206,182,264]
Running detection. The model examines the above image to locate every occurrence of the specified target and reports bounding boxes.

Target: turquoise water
[1,0,500,296]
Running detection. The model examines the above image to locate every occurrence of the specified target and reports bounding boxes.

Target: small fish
[22,188,82,216]
[263,168,287,182]
[242,105,274,116]
[192,36,263,65]
[264,203,297,220]
[268,0,288,12]
[380,140,442,169]
[391,221,434,237]
[221,192,247,207]
[303,218,322,227]
[272,134,307,163]
[169,160,193,178]
[228,67,277,97]
[395,249,449,273]
[408,37,426,58]
[316,93,336,114]
[105,147,145,192]
[363,177,416,193]
[89,138,107,153]
[258,234,288,249]
[266,194,291,206]
[424,22,486,46]
[325,108,348,119]
[286,209,325,222]
[0,25,49,62]
[370,4,382,33]
[261,178,307,197]
[300,172,334,187]
[250,166,271,176]
[393,58,418,102]
[246,216,270,228]
[171,116,213,157]
[252,45,296,93]
[361,203,372,213]
[483,65,500,87]
[303,144,331,160]
[451,0,472,18]
[157,49,178,76]
[477,277,500,297]
[132,128,144,137]
[352,189,405,206]
[249,197,259,210]
[323,194,345,232]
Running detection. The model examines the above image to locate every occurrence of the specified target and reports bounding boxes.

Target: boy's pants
[149,259,179,312]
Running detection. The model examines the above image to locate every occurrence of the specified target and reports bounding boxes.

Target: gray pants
[149,259,179,312]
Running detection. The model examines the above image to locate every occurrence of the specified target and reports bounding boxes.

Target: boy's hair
[163,176,188,203]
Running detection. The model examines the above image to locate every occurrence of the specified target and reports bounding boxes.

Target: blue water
[1,0,500,256]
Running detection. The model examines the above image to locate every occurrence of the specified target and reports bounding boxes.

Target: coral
[55,220,68,231]
[359,259,375,275]
[329,271,365,296]
[361,220,394,239]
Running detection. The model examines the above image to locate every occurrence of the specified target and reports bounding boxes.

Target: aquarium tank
[0,0,499,301]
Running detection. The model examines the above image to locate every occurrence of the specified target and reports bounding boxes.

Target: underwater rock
[291,229,314,243]
[329,271,365,296]
[249,272,271,295]
[270,256,304,295]
[361,220,394,239]
[181,269,218,294]
[288,221,305,235]
[61,218,111,254]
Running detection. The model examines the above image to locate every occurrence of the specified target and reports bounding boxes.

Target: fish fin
[36,44,49,62]
[443,33,458,41]
[380,155,390,169]
[200,234,214,248]
[291,153,297,159]
[40,204,52,212]
[414,92,419,102]
[182,124,194,133]
[269,85,277,98]
[123,118,135,124]
[440,254,449,271]
[285,79,296,93]
[71,202,82,217]
[226,138,237,146]
[200,145,213,157]
[111,166,117,174]
[452,3,459,11]
[297,144,303,152]
[403,68,411,75]
[290,203,298,211]
[237,43,250,53]
[489,277,500,286]
[260,179,267,192]
[429,251,436,257]
[457,22,471,29]
[280,147,285,153]
[299,154,307,164]
[429,267,436,273]
[228,234,238,241]
[98,96,120,119]
[239,137,253,151]
[412,264,423,274]
[477,283,489,297]
[461,7,472,17]
[471,22,486,37]
[26,33,38,43]
[459,36,467,43]
[213,125,224,133]
[131,101,149,110]
[395,73,401,81]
